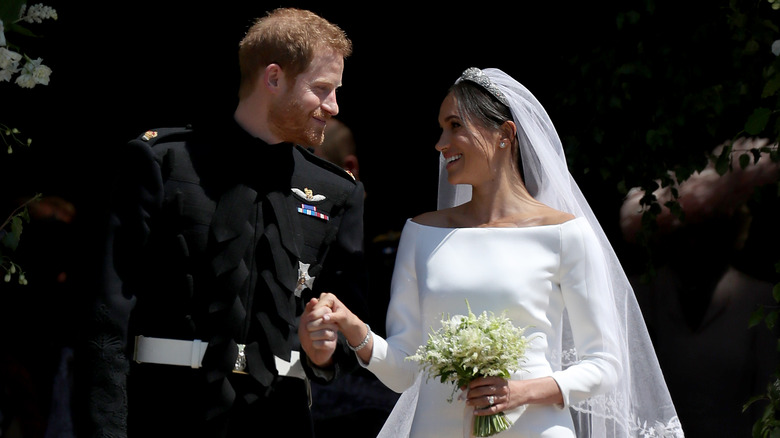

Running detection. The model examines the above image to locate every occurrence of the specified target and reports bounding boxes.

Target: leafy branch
[0,193,41,285]
[1,122,31,154]
[1,1,57,287]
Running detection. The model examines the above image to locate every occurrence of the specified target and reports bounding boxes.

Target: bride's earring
[499,142,506,149]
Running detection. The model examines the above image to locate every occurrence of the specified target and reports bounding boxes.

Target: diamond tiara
[456,67,509,106]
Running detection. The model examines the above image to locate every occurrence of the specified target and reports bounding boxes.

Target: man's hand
[299,296,339,367]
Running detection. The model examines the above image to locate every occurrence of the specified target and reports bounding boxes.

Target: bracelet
[348,324,371,352]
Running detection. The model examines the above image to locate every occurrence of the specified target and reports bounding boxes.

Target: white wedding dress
[364,217,622,438]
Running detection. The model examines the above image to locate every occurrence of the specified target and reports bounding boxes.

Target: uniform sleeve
[336,179,369,324]
[551,219,622,408]
[364,220,422,393]
[79,138,164,437]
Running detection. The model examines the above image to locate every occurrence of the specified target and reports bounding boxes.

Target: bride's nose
[435,136,448,152]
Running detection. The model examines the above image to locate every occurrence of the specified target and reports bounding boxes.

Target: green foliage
[2,214,25,250]
[2,2,57,288]
[0,0,46,44]
[744,378,780,438]
[555,0,779,196]
[0,193,39,285]
[0,0,42,50]
[747,108,773,136]
[0,0,24,26]
[1,123,31,154]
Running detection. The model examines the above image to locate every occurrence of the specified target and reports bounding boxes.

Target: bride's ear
[500,120,517,146]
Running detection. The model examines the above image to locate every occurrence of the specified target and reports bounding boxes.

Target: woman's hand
[466,377,513,415]
[466,376,564,415]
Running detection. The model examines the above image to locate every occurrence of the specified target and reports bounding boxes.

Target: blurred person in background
[620,137,780,437]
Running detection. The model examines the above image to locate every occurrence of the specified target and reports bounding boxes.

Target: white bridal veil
[378,68,683,438]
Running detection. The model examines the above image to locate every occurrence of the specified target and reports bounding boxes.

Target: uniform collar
[209,117,297,189]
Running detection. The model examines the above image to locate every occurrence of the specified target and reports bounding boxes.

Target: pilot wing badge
[291,187,326,202]
[292,187,330,222]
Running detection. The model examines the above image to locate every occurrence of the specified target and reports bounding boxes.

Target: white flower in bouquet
[406,300,532,437]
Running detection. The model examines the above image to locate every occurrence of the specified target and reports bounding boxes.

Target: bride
[300,67,683,438]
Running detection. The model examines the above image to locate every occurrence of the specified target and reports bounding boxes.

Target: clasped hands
[298,292,360,367]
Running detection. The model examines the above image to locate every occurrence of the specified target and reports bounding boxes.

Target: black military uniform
[82,116,368,438]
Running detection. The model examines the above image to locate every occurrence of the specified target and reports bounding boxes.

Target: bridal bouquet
[406,300,531,437]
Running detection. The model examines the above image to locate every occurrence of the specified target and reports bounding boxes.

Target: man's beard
[268,97,325,147]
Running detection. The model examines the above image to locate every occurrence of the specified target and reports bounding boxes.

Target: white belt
[133,335,306,380]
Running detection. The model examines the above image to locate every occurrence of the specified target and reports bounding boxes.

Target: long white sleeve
[550,218,621,407]
[364,221,423,393]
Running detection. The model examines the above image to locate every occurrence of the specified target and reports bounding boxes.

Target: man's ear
[263,63,284,93]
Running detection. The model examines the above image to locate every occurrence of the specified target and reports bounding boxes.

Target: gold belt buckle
[233,343,247,374]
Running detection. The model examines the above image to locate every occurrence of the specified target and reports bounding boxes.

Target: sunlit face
[435,93,498,186]
[268,49,343,147]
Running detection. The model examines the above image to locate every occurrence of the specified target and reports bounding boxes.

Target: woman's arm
[300,220,422,392]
